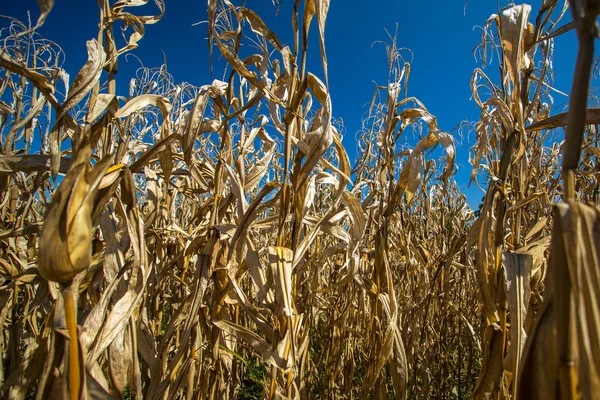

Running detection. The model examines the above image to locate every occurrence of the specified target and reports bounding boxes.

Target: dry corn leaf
[58,39,106,120]
[517,300,557,399]
[501,252,532,392]
[553,201,600,395]
[0,51,58,106]
[498,5,531,109]
[268,246,295,317]
[38,151,113,283]
[114,94,171,119]
[526,108,600,132]
[0,155,71,175]
[240,8,283,51]
[86,94,117,124]
[34,0,55,31]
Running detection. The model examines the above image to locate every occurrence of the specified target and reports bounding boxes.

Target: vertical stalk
[63,285,81,400]
[563,1,598,200]
[556,1,599,398]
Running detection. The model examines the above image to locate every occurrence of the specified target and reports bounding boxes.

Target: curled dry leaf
[38,150,113,283]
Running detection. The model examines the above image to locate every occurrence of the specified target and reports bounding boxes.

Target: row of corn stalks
[0,0,598,398]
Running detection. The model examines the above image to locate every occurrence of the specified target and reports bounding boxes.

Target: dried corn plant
[468,0,600,399]
[1,0,367,398]
[517,0,600,399]
[0,0,599,399]
[350,32,480,398]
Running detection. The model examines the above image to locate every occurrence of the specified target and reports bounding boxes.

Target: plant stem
[63,285,81,400]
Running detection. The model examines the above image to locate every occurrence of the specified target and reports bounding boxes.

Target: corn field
[0,0,599,398]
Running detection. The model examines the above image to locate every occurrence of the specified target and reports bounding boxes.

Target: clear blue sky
[1,1,579,207]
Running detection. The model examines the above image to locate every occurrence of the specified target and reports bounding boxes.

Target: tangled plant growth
[0,0,599,399]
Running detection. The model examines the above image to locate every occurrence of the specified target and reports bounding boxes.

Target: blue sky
[1,1,579,207]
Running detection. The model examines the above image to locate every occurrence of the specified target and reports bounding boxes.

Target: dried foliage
[0,0,598,399]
